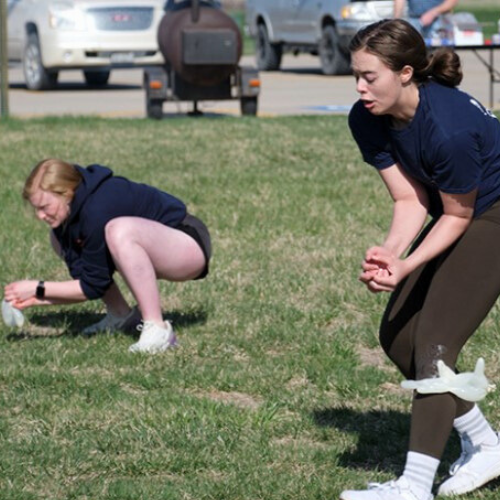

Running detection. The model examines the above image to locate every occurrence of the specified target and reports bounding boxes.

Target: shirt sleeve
[77,210,115,300]
[432,129,482,194]
[348,100,396,170]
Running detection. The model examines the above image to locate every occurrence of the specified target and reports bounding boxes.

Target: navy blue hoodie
[53,165,187,300]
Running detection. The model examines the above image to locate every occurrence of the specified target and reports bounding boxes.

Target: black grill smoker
[144,0,260,118]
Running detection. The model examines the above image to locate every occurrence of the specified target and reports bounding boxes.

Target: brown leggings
[380,200,500,459]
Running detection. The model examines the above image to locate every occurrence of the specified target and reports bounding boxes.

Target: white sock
[402,451,440,495]
[454,405,498,447]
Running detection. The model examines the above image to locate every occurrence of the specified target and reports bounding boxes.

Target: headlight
[341,4,372,22]
[49,1,88,30]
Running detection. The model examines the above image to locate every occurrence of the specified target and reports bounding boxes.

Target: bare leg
[104,217,206,325]
[100,282,132,317]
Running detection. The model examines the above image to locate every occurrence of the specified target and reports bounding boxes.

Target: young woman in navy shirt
[342,19,500,500]
[4,159,211,354]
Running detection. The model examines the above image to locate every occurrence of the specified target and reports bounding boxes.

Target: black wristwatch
[36,280,45,299]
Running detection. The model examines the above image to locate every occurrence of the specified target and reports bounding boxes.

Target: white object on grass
[401,358,495,402]
[1,299,25,328]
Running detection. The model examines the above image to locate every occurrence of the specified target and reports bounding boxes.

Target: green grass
[1,115,500,499]
[229,9,255,56]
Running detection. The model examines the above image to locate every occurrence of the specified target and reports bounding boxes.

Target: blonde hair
[23,159,83,201]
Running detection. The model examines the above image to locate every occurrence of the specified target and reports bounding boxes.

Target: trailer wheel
[146,98,163,119]
[241,97,258,116]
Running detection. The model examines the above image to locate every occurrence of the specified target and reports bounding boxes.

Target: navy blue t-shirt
[348,81,500,218]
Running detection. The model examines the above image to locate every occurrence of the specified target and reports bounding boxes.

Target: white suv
[7,0,166,90]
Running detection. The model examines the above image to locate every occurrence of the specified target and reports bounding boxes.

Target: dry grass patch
[272,436,332,450]
[190,389,263,410]
[357,345,393,372]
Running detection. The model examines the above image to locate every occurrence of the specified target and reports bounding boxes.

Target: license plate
[110,52,135,64]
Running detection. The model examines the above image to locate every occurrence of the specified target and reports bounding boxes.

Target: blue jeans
[408,15,450,43]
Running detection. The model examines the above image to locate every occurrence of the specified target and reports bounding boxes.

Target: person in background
[394,0,458,39]
[341,19,500,500]
[4,159,211,354]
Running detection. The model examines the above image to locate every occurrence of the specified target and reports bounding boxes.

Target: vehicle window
[164,0,221,9]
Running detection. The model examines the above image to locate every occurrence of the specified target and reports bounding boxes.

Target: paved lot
[4,50,500,119]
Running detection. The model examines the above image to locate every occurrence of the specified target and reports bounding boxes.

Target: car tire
[83,70,111,86]
[240,96,258,116]
[23,33,58,90]
[318,25,351,76]
[256,23,282,71]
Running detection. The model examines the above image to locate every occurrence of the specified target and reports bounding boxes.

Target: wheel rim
[25,43,42,87]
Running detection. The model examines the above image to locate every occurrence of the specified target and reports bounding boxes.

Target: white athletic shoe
[128,320,177,354]
[438,433,500,496]
[340,477,433,500]
[82,306,141,336]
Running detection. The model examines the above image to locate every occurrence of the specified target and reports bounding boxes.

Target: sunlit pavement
[5,51,500,119]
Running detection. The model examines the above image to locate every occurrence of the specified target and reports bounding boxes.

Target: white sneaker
[82,306,141,336]
[438,433,500,496]
[340,477,433,500]
[128,320,177,354]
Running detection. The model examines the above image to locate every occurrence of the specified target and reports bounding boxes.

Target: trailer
[144,0,260,118]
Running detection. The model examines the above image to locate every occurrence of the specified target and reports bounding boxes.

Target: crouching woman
[4,159,211,354]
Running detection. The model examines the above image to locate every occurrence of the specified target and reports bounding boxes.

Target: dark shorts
[175,213,212,280]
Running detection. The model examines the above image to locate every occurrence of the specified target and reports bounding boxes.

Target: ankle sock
[454,405,498,447]
[402,451,439,496]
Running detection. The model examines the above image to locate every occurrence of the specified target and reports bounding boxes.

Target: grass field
[1,115,500,500]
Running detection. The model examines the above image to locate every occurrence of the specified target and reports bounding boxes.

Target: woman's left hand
[369,252,409,292]
[360,247,408,292]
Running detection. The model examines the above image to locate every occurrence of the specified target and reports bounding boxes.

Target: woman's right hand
[3,280,46,309]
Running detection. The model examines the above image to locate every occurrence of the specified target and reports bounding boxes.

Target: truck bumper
[40,31,164,69]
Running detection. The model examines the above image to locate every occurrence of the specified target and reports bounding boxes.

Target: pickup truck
[245,0,394,75]
[7,0,165,90]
